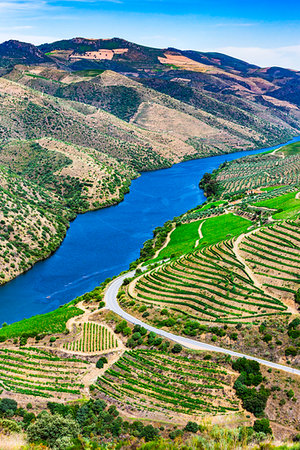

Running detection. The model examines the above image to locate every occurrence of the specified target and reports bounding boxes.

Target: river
[0,137,299,325]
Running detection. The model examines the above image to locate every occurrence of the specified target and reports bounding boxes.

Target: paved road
[105,272,300,376]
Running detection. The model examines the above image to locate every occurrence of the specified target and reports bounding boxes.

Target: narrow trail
[152,226,175,260]
[35,300,124,357]
[104,272,300,376]
[195,220,205,247]
[232,231,263,290]
[233,231,297,314]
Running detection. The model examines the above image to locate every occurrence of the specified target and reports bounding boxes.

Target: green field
[157,214,251,260]
[254,192,300,219]
[0,305,83,340]
[158,220,204,258]
[260,186,284,192]
[199,214,252,247]
[199,200,225,211]
[280,142,300,156]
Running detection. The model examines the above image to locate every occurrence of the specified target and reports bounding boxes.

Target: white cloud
[0,1,47,11]
[216,45,300,71]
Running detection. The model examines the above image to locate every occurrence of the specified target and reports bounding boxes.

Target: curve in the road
[105,272,300,376]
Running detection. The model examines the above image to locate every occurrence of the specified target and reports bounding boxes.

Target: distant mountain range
[1,36,300,170]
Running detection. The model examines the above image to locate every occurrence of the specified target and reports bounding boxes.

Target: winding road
[105,272,300,376]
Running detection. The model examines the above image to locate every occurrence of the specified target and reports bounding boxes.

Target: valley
[0,36,299,449]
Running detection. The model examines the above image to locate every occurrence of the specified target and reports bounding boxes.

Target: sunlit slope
[6,66,300,157]
[0,77,180,171]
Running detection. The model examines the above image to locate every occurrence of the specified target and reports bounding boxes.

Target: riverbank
[0,136,300,325]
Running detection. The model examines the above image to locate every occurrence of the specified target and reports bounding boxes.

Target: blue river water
[1,137,299,325]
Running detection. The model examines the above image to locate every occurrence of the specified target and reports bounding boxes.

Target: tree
[185,421,199,433]
[140,424,159,442]
[253,418,272,435]
[172,343,182,354]
[115,320,127,333]
[27,412,80,449]
[285,346,297,357]
[0,398,17,415]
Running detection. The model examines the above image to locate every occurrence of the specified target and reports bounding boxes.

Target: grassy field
[261,186,284,192]
[253,192,300,219]
[199,214,251,247]
[158,214,251,260]
[281,141,300,155]
[158,220,204,258]
[0,304,83,340]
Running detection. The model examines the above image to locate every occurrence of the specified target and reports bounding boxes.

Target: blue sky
[1,0,300,69]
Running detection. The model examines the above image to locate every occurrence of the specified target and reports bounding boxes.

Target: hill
[0,138,136,284]
[0,40,50,74]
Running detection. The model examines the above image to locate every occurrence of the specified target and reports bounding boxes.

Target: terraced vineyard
[216,150,300,196]
[238,220,300,303]
[63,322,119,353]
[96,350,239,416]
[128,238,288,324]
[0,347,90,399]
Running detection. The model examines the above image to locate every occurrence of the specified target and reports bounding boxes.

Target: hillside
[0,138,137,284]
[119,142,300,368]
[5,61,300,156]
[0,38,299,449]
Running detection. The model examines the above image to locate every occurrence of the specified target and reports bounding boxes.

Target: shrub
[0,418,21,433]
[263,334,272,343]
[96,359,104,369]
[50,336,56,343]
[185,421,199,433]
[172,344,182,354]
[123,327,132,336]
[253,418,272,435]
[140,425,160,442]
[115,320,127,333]
[285,346,297,357]
[287,389,294,399]
[27,412,80,448]
[132,332,142,341]
[99,301,105,309]
[96,356,108,369]
[0,398,17,415]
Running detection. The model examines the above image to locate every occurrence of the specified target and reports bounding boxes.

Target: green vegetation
[158,220,203,258]
[253,192,300,219]
[63,322,118,353]
[0,347,89,398]
[199,214,251,247]
[158,214,251,260]
[0,304,83,341]
[232,357,270,417]
[281,141,300,156]
[0,395,281,449]
[239,220,300,304]
[96,349,239,415]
